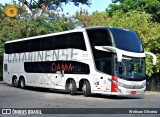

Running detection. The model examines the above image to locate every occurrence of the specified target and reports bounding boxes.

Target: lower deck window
[24,61,90,74]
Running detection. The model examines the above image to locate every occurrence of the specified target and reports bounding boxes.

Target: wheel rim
[82,84,86,93]
[14,79,18,86]
[21,79,24,87]
[69,83,73,91]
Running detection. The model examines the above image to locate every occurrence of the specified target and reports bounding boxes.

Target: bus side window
[87,29,112,46]
[4,64,7,72]
[12,42,20,53]
[41,37,54,50]
[100,59,112,75]
[6,43,15,53]
[54,34,68,49]
[5,42,20,54]
[29,39,41,52]
[68,32,87,51]
[20,40,30,52]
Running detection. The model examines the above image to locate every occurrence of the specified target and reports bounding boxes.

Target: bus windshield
[109,28,143,53]
[115,57,146,80]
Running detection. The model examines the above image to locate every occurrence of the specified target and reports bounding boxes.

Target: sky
[1,0,111,15]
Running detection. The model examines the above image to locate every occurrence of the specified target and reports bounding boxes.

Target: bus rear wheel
[69,80,77,95]
[82,80,91,97]
[19,78,26,89]
[13,77,19,88]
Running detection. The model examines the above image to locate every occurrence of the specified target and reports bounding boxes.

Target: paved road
[0,83,160,117]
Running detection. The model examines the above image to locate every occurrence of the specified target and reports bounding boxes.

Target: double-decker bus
[3,26,156,96]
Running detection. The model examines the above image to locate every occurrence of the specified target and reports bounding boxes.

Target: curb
[145,91,160,94]
[0,81,4,84]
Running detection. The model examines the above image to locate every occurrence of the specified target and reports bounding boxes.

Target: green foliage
[18,0,91,9]
[17,0,91,18]
[75,10,110,27]
[106,0,160,22]
[75,10,160,76]
[50,15,77,32]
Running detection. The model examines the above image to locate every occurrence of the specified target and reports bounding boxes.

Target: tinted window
[54,34,68,49]
[20,40,30,52]
[95,58,112,75]
[5,44,9,54]
[5,32,86,54]
[24,61,90,74]
[12,42,20,53]
[41,37,54,50]
[87,29,112,46]
[68,32,86,50]
[109,28,143,52]
[93,49,113,75]
[29,39,41,52]
[5,42,20,54]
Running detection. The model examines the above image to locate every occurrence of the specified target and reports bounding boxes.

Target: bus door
[3,63,10,83]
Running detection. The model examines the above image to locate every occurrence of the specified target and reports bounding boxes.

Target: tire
[82,80,91,97]
[69,80,77,95]
[19,78,26,89]
[13,77,19,88]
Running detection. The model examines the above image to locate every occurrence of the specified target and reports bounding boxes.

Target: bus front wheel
[82,80,91,97]
[69,80,77,95]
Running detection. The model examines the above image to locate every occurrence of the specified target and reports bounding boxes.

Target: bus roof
[86,26,131,32]
[5,26,132,44]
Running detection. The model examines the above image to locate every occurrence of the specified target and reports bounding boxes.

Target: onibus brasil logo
[5,5,17,17]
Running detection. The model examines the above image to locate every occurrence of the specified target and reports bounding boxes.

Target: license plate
[131,91,136,94]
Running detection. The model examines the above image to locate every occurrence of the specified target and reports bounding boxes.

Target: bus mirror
[145,52,157,65]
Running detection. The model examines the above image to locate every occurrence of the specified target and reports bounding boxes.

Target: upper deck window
[5,32,86,54]
[87,29,112,46]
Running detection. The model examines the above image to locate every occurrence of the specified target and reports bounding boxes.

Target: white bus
[3,26,156,96]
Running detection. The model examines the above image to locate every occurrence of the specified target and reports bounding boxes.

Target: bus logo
[5,5,17,17]
[2,109,11,114]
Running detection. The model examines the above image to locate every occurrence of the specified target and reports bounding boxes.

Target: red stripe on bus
[111,76,118,92]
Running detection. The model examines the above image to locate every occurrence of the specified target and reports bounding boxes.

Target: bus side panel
[3,54,12,84]
[35,73,54,88]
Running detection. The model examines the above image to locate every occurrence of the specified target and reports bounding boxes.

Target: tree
[17,0,91,18]
[75,9,110,27]
[106,0,160,22]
